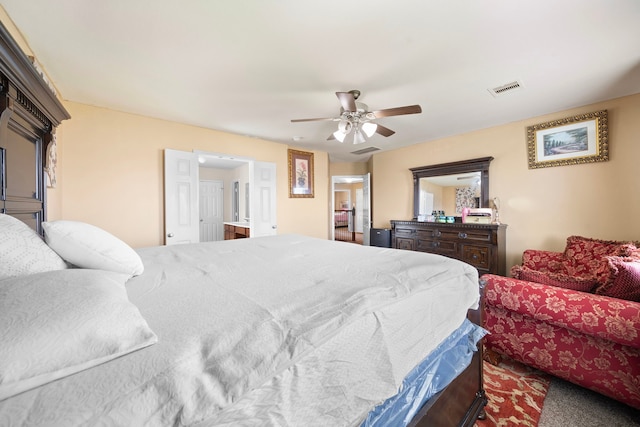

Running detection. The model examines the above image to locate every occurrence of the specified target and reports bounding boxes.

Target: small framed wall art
[288,149,314,198]
[526,110,608,169]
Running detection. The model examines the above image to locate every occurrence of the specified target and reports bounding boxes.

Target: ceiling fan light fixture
[354,129,366,144]
[362,122,377,137]
[333,130,347,143]
[338,119,353,135]
[291,90,422,145]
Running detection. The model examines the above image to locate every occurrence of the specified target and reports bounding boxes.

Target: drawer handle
[432,230,441,237]
[431,241,440,248]
[458,232,468,239]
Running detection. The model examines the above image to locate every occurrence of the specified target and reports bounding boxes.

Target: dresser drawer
[460,244,491,271]
[417,238,457,256]
[396,237,415,250]
[454,228,494,243]
[394,227,416,238]
[416,228,460,241]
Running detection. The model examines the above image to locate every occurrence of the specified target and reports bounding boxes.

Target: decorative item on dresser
[391,221,507,276]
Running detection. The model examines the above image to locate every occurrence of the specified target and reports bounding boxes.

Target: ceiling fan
[291,90,422,144]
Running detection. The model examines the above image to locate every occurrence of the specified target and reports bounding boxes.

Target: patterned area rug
[475,357,551,427]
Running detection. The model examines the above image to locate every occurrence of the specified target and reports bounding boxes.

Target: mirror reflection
[411,157,493,220]
[418,172,481,217]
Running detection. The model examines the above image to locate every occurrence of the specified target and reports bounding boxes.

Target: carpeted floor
[539,377,640,427]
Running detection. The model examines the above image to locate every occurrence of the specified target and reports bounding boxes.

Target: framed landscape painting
[526,110,608,169]
[288,149,314,198]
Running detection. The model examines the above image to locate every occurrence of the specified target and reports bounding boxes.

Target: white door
[362,173,371,246]
[251,161,277,237]
[199,180,224,242]
[164,149,199,245]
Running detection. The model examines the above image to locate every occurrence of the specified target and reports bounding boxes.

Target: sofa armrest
[481,274,640,348]
[521,249,567,273]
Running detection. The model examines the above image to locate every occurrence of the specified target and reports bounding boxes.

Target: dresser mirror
[410,157,493,219]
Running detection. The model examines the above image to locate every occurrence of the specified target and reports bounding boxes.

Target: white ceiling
[2,1,639,162]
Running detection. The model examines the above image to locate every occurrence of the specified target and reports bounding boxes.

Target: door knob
[167,233,174,238]
[272,225,277,229]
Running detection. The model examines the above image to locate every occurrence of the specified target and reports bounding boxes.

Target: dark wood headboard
[0,21,70,234]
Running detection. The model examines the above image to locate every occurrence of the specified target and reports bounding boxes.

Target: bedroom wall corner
[0,7,32,58]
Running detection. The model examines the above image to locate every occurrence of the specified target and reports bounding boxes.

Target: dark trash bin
[370,228,391,248]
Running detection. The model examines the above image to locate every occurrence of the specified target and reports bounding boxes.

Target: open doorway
[195,151,277,241]
[198,156,250,242]
[164,149,277,245]
[331,174,370,245]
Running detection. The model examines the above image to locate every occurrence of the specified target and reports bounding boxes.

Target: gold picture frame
[288,149,314,198]
[526,110,608,169]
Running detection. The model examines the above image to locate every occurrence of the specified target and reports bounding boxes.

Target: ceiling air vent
[488,80,524,97]
[351,146,380,155]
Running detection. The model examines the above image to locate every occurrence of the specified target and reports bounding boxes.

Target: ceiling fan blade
[336,92,357,112]
[372,105,422,118]
[291,117,336,123]
[375,124,395,137]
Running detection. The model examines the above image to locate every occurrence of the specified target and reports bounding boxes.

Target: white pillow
[0,269,157,401]
[43,220,144,276]
[0,214,68,279]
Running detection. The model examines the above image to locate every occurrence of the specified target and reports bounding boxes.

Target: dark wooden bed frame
[409,305,487,427]
[0,20,485,426]
[0,22,70,234]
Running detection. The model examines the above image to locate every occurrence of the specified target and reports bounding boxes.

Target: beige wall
[372,93,640,270]
[329,162,369,176]
[52,102,329,248]
[335,182,363,210]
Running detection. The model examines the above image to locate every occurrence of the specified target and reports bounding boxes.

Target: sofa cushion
[521,250,569,274]
[595,257,640,302]
[563,236,637,281]
[511,265,598,292]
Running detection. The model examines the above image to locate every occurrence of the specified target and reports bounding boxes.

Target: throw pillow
[0,214,68,280]
[563,235,637,281]
[595,257,640,302]
[512,265,598,293]
[43,220,144,276]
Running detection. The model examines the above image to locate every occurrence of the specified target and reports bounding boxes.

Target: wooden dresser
[224,223,250,240]
[391,220,507,276]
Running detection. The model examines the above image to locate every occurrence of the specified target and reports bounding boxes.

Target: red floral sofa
[481,236,640,409]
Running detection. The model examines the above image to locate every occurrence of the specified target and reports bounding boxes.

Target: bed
[0,215,486,426]
[334,209,351,228]
[0,20,486,426]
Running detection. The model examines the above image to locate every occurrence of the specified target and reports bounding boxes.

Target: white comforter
[0,234,479,427]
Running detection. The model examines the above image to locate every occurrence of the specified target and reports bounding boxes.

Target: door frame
[330,174,370,244]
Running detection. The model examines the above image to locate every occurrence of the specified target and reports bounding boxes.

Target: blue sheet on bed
[361,319,487,427]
